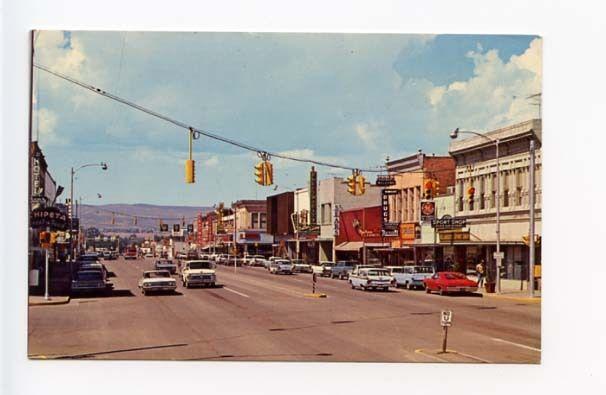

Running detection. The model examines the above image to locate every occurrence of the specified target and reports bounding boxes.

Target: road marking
[453,350,493,363]
[223,287,250,298]
[414,348,448,362]
[491,337,541,352]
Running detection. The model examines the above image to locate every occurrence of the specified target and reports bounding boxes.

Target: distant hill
[78,203,213,234]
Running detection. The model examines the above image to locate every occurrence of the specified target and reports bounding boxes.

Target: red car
[423,272,479,296]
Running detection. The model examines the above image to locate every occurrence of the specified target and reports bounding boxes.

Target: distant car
[155,259,177,274]
[181,260,217,288]
[291,259,313,273]
[79,253,100,262]
[348,268,394,291]
[388,265,435,289]
[245,255,265,266]
[104,251,117,260]
[423,272,479,296]
[77,262,108,278]
[124,248,138,260]
[145,252,155,258]
[175,252,187,260]
[186,251,199,260]
[71,270,113,294]
[269,260,293,275]
[312,261,334,277]
[330,261,357,279]
[138,270,177,295]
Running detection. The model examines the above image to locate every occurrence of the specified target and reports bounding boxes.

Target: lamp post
[69,162,108,259]
[450,129,502,294]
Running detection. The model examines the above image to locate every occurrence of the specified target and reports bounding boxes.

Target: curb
[303,293,327,298]
[29,296,71,306]
[481,293,541,303]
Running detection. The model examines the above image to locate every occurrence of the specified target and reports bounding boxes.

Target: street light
[69,162,108,258]
[450,128,503,294]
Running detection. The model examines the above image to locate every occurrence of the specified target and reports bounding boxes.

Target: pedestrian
[476,260,485,287]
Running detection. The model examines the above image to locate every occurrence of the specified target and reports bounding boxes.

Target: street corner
[414,348,492,363]
[304,293,327,298]
[29,295,71,306]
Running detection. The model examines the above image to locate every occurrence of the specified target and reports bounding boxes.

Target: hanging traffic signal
[185,159,195,183]
[254,162,265,185]
[264,160,273,186]
[50,232,58,245]
[356,174,366,195]
[254,159,274,186]
[349,173,357,195]
[467,186,475,206]
[424,180,434,200]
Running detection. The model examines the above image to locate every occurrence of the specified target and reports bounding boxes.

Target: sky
[33,31,541,206]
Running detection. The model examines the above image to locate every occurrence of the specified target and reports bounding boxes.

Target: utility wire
[34,63,385,173]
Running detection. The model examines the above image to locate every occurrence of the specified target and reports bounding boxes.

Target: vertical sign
[309,166,317,226]
[381,189,400,237]
[333,205,340,237]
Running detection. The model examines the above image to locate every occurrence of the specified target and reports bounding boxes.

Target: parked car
[77,261,108,278]
[124,247,138,260]
[145,252,155,258]
[269,259,294,275]
[155,259,177,274]
[175,252,188,260]
[348,268,394,291]
[186,251,199,260]
[181,260,217,288]
[423,272,479,296]
[312,261,334,277]
[291,259,313,273]
[138,270,177,295]
[388,265,435,289]
[350,264,379,277]
[71,270,113,294]
[104,251,117,260]
[330,261,356,279]
[79,253,100,262]
[244,255,265,266]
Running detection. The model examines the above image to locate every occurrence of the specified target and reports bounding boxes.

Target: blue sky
[33,32,541,206]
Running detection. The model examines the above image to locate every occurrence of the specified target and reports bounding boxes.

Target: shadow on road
[70,289,136,299]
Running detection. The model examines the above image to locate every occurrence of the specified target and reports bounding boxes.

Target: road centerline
[223,286,250,298]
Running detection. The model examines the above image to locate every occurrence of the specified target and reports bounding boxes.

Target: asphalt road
[28,256,541,363]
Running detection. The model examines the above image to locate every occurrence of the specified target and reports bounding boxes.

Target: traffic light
[185,159,195,183]
[467,186,475,206]
[39,231,50,248]
[347,174,356,195]
[356,174,366,195]
[254,160,273,186]
[424,180,434,200]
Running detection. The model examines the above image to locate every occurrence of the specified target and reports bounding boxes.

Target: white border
[3,1,606,394]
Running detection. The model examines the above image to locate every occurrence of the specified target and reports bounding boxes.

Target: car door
[426,273,439,290]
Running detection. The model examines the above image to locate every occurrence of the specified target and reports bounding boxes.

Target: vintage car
[388,265,435,289]
[155,259,177,274]
[423,272,479,295]
[348,268,394,291]
[330,261,357,279]
[311,261,334,277]
[181,260,217,288]
[291,259,313,273]
[71,270,113,294]
[269,259,293,275]
[138,270,177,295]
[244,255,266,267]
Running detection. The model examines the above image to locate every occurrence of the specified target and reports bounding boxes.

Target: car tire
[383,287,388,292]
[350,281,355,289]
[425,286,431,294]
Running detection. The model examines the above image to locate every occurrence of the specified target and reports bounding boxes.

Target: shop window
[458,196,463,212]
[516,187,523,206]
[251,212,259,228]
[260,213,267,230]
[480,193,485,210]
[503,190,509,207]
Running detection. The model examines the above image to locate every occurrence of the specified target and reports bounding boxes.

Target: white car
[269,260,293,275]
[244,255,266,266]
[291,259,313,273]
[312,261,334,277]
[181,260,217,288]
[349,268,395,291]
[138,270,177,295]
[388,265,435,289]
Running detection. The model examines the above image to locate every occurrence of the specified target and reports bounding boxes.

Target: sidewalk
[469,276,541,303]
[29,295,70,306]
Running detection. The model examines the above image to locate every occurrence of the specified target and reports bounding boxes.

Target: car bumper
[445,286,478,293]
[367,281,392,287]
[186,277,215,285]
[143,286,177,292]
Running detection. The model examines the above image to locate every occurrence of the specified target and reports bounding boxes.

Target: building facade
[448,119,542,280]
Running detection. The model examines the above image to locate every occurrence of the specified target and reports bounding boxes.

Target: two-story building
[448,119,542,280]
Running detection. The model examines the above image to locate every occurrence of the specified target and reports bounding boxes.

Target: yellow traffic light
[264,160,273,186]
[347,175,356,195]
[254,161,265,185]
[356,175,366,195]
[39,231,50,248]
[185,159,195,183]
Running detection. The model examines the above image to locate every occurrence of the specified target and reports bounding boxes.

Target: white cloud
[203,156,219,167]
[354,121,383,149]
[425,38,542,132]
[36,108,66,145]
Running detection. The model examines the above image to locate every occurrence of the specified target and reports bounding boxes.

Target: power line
[34,63,385,173]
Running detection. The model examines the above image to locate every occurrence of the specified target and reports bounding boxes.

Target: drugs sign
[441,310,453,327]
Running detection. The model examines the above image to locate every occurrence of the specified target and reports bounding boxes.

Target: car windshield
[188,261,212,269]
[76,271,102,281]
[157,260,174,265]
[390,268,404,273]
[414,266,434,273]
[368,270,389,276]
[445,272,467,280]
[144,271,170,278]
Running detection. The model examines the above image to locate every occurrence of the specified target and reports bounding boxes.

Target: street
[28,256,540,363]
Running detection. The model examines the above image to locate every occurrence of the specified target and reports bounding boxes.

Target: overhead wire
[33,63,386,173]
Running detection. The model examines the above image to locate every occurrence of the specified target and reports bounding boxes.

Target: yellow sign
[439,230,470,242]
[534,265,542,278]
[400,223,416,241]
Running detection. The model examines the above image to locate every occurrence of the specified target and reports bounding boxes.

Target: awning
[335,242,391,251]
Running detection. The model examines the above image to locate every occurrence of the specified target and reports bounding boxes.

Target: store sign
[309,167,318,225]
[431,215,467,230]
[375,175,396,186]
[159,223,169,232]
[333,205,340,237]
[240,232,260,241]
[420,200,436,223]
[439,230,470,242]
[400,223,416,241]
[31,156,45,199]
[30,207,68,230]
[381,189,400,237]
